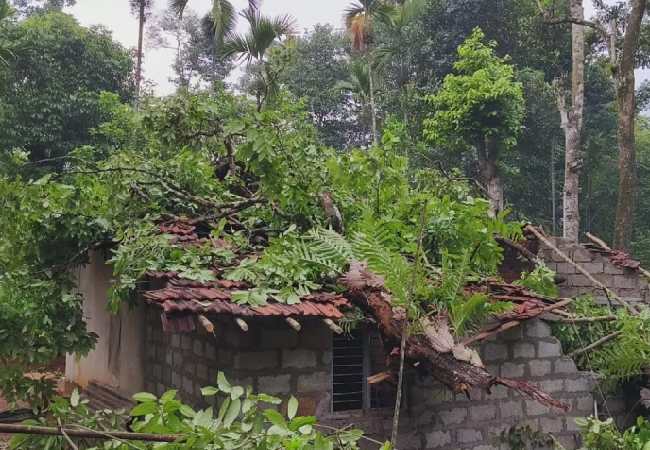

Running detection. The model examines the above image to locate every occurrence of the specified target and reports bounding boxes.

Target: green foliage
[435,250,513,336]
[575,416,650,450]
[552,297,650,384]
[499,424,556,450]
[0,273,96,409]
[0,85,524,408]
[424,27,524,152]
[0,12,134,163]
[12,374,388,449]
[514,263,559,297]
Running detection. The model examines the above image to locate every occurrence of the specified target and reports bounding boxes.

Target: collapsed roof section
[136,220,574,410]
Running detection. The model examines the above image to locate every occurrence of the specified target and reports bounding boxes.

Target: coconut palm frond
[168,0,190,16]
[342,59,371,100]
[211,0,237,44]
[247,0,262,11]
[270,14,297,38]
[222,33,253,61]
[343,1,366,29]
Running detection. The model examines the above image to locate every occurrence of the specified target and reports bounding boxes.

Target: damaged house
[64,220,630,450]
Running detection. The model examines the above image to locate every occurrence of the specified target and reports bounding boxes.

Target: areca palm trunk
[135,0,146,105]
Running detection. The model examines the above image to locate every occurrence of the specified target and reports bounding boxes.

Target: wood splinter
[197,315,215,334]
[323,318,343,334]
[285,317,301,332]
[235,318,249,332]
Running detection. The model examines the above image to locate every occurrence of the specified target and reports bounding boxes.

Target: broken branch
[569,330,623,357]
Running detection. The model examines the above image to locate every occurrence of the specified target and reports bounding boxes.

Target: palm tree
[373,0,426,125]
[169,0,295,109]
[130,0,153,105]
[344,0,394,145]
[336,59,374,142]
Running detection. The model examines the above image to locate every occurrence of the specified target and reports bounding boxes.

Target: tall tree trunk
[613,0,646,250]
[134,0,146,106]
[560,0,585,243]
[479,136,504,216]
[368,61,379,145]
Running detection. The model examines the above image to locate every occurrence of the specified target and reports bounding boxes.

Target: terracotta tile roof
[147,220,565,335]
[583,243,642,270]
[143,281,350,319]
[141,220,353,331]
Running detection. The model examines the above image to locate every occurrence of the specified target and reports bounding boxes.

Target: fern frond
[449,293,513,336]
[436,249,471,305]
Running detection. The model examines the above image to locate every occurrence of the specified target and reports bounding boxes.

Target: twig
[58,419,79,450]
[314,424,390,448]
[0,423,178,443]
[543,314,617,324]
[524,225,640,315]
[391,201,428,447]
[569,330,623,357]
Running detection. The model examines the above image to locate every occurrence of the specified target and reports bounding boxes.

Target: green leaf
[179,404,196,418]
[160,390,178,402]
[231,386,244,400]
[201,386,219,397]
[130,401,158,417]
[224,398,241,428]
[287,396,298,420]
[217,371,232,393]
[132,392,157,403]
[264,409,287,428]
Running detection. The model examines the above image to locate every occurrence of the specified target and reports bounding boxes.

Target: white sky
[66,1,629,96]
[67,0,350,94]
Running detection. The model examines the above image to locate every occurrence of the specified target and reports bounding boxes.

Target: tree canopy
[0,12,134,163]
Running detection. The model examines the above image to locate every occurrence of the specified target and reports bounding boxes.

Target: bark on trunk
[478,135,504,216]
[340,262,569,411]
[134,0,146,106]
[613,0,646,250]
[559,0,585,243]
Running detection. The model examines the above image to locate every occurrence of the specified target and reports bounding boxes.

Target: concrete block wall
[401,320,595,450]
[143,308,332,416]
[538,238,650,307]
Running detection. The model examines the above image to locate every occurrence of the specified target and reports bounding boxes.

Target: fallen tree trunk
[340,261,569,411]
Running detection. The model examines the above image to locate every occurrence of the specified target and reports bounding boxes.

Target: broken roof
[142,220,567,340]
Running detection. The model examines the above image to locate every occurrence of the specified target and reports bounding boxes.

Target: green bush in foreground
[11,372,391,450]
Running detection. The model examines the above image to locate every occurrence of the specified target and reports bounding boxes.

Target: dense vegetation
[2,0,650,448]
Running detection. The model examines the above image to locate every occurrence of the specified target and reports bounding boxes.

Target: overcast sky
[66,1,607,95]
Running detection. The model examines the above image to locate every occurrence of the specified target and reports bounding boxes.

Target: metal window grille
[332,330,365,411]
[332,329,396,412]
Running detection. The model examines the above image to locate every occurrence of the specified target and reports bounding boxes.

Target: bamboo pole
[525,225,639,315]
[0,423,179,442]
